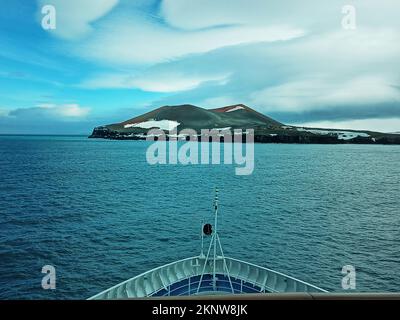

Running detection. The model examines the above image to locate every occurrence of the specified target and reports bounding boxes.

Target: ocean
[0,135,399,299]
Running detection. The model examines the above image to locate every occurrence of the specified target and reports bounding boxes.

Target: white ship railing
[88,255,327,299]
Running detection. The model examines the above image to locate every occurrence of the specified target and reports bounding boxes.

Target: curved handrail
[226,257,327,293]
[88,255,327,299]
[89,256,199,299]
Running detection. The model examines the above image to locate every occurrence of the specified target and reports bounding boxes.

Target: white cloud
[294,28,400,70]
[76,15,304,64]
[160,0,312,30]
[37,103,90,117]
[251,76,400,112]
[161,0,270,30]
[81,71,230,92]
[291,118,400,133]
[58,104,90,117]
[161,0,400,31]
[0,108,10,117]
[129,72,229,92]
[37,0,118,39]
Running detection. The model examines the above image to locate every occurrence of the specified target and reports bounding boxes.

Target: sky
[0,0,399,134]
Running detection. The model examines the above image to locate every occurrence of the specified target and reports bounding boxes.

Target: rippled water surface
[0,135,399,299]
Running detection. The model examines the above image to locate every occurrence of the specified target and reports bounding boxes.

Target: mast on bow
[196,188,234,294]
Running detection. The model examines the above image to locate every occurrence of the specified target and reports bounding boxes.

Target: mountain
[100,104,282,132]
[89,104,400,144]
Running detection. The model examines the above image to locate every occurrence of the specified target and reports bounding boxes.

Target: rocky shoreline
[89,126,400,145]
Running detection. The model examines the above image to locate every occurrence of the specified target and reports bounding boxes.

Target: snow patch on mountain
[226,106,245,112]
[297,128,370,140]
[124,119,180,131]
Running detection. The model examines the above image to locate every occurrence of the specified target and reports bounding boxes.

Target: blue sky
[0,0,399,134]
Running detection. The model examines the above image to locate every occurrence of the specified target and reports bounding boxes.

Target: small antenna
[214,187,219,212]
[212,187,218,290]
[200,219,204,257]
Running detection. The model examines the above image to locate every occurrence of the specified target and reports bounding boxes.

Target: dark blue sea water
[0,135,399,299]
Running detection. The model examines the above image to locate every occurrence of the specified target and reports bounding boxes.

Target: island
[89,104,400,144]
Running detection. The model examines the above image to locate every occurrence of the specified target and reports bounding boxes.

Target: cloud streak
[9,103,90,119]
[75,18,304,65]
[80,71,230,92]
[251,76,400,112]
